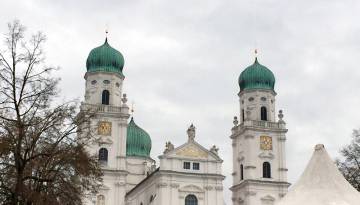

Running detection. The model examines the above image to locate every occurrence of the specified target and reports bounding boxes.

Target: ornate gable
[160,124,222,161]
[175,143,209,158]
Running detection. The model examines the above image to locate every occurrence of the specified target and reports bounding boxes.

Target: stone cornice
[231,123,288,138]
[158,170,226,180]
[84,71,125,80]
[158,155,222,163]
[238,89,277,97]
[230,179,290,191]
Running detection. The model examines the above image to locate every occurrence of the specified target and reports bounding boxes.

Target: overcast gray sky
[1,0,360,204]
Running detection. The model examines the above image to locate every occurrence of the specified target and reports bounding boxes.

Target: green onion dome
[238,57,275,91]
[126,118,151,157]
[86,38,125,75]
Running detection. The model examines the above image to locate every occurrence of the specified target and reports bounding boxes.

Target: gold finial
[254,49,259,62]
[105,23,109,40]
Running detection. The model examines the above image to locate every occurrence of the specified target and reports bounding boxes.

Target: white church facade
[80,38,290,205]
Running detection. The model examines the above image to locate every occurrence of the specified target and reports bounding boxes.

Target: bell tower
[81,37,154,205]
[81,38,130,205]
[230,56,290,205]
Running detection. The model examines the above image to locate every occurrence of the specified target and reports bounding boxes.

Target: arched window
[241,109,245,122]
[261,106,267,121]
[185,194,198,205]
[240,164,244,180]
[99,148,108,162]
[96,195,105,205]
[102,90,110,105]
[263,162,271,178]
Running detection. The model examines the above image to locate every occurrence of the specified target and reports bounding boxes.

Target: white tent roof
[277,144,360,205]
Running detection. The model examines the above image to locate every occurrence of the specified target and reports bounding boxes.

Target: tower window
[102,90,110,105]
[183,162,191,169]
[241,109,245,122]
[263,162,271,178]
[240,164,244,180]
[103,80,110,84]
[99,148,108,162]
[261,106,267,121]
[185,194,198,205]
[193,162,200,170]
[91,80,97,85]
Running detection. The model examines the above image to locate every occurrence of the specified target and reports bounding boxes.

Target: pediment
[174,143,209,159]
[160,140,222,161]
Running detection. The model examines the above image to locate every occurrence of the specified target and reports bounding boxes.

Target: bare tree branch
[0,20,102,205]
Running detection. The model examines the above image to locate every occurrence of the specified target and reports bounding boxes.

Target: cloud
[1,0,360,204]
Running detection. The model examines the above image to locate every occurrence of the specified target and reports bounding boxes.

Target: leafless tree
[337,129,360,191]
[0,20,102,205]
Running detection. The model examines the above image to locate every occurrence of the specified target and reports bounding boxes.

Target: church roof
[126,117,152,158]
[238,57,275,92]
[86,38,125,75]
[277,144,360,205]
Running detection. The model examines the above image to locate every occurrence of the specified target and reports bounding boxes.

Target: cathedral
[80,38,290,205]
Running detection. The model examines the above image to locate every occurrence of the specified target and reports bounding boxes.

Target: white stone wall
[84,72,124,106]
[126,156,156,191]
[126,136,225,205]
[231,89,289,205]
[81,68,160,205]
[238,90,276,122]
[126,171,224,205]
[159,156,222,176]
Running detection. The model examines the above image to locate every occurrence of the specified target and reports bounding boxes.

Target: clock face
[260,136,272,150]
[98,121,112,136]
